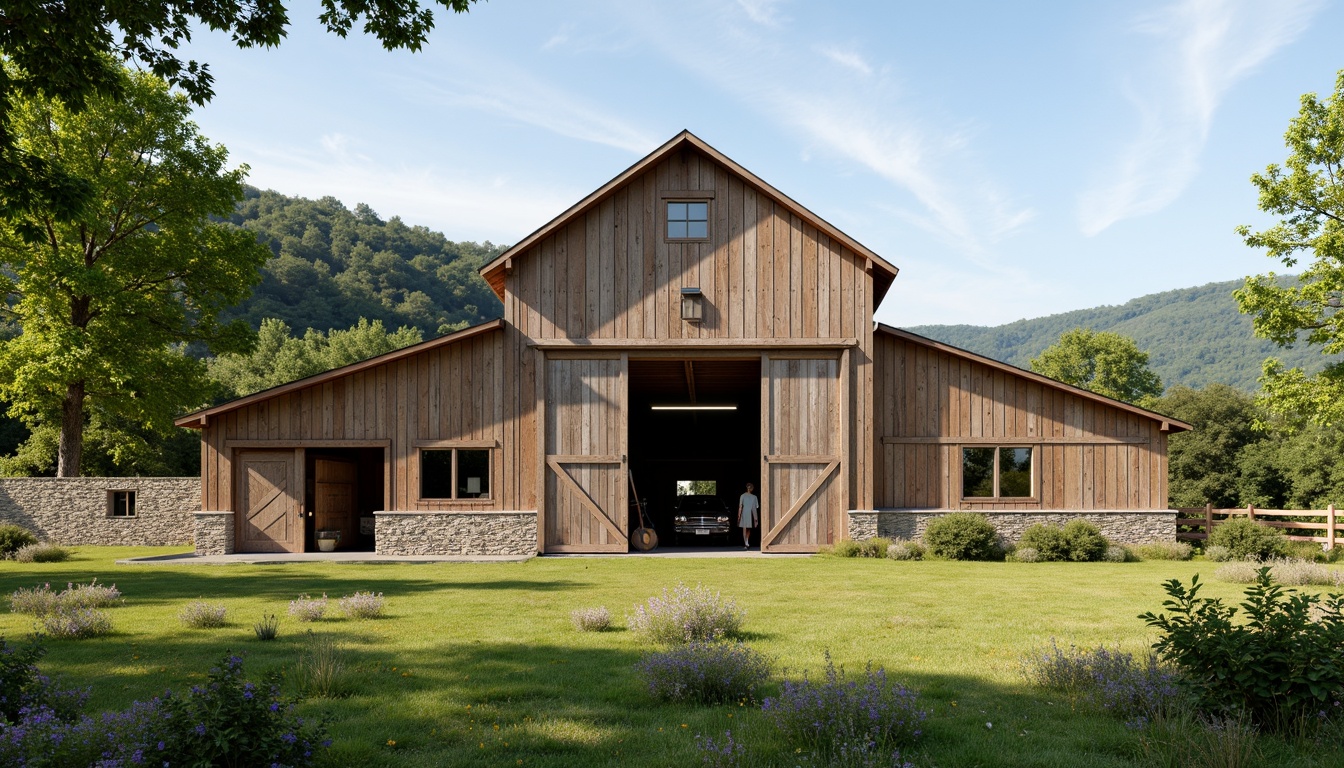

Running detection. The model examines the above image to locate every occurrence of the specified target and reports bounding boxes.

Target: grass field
[1,549,1340,767]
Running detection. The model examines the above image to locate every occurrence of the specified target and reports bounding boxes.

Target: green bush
[1207,518,1287,561]
[0,524,37,558]
[1015,520,1109,562]
[830,539,863,558]
[923,513,998,561]
[14,543,70,563]
[1141,568,1344,732]
[1132,541,1194,561]
[1204,545,1233,562]
[1283,540,1329,562]
[886,540,925,561]
[862,537,893,558]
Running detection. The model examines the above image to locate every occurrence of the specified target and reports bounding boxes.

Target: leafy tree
[0,66,267,476]
[209,317,422,399]
[0,0,479,223]
[1158,384,1263,508]
[1235,70,1344,427]
[1029,328,1163,404]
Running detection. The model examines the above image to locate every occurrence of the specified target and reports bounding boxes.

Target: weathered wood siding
[200,329,506,512]
[503,147,875,515]
[873,330,1169,511]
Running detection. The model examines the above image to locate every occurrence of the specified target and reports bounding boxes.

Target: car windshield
[677,496,726,512]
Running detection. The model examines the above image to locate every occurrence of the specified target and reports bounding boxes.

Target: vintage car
[670,495,733,545]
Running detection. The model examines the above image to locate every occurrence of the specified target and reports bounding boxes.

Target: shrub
[1010,546,1040,563]
[1062,520,1110,562]
[1018,524,1069,560]
[12,543,70,563]
[40,606,112,639]
[293,633,350,698]
[923,513,998,561]
[337,591,386,619]
[1215,558,1344,587]
[571,606,612,632]
[1207,517,1287,561]
[254,613,280,641]
[1284,540,1329,562]
[861,537,892,558]
[886,539,925,561]
[1141,568,1344,731]
[830,539,863,558]
[0,637,88,724]
[636,641,772,705]
[763,653,926,767]
[288,593,328,622]
[9,583,59,615]
[1132,541,1194,561]
[1204,544,1233,562]
[179,600,228,628]
[0,524,37,558]
[58,579,122,609]
[1103,546,1129,563]
[1022,640,1180,727]
[628,583,744,645]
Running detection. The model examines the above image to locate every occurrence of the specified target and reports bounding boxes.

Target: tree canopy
[1234,69,1344,427]
[0,66,267,476]
[1028,328,1163,404]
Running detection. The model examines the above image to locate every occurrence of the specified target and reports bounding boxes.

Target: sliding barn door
[237,451,302,553]
[543,356,628,553]
[761,356,843,552]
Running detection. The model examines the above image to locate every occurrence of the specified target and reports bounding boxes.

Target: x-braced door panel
[237,451,302,553]
[544,356,628,553]
[761,356,842,552]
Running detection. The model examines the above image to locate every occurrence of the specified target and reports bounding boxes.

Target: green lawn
[0,549,1338,767]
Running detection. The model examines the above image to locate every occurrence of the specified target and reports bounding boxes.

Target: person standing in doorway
[738,482,759,549]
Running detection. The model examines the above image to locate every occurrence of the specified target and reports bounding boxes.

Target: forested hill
[221,187,505,335]
[905,278,1333,392]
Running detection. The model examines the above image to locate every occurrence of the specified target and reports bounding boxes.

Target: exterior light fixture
[680,287,704,323]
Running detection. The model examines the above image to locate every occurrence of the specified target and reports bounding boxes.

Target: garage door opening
[627,359,762,550]
[303,448,384,553]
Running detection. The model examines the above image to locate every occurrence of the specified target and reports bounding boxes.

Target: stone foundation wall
[0,477,198,546]
[375,511,537,556]
[194,512,235,556]
[848,509,1177,545]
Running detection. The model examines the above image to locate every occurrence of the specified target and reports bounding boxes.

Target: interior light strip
[650,405,738,411]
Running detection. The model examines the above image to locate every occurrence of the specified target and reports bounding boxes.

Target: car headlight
[674,516,687,523]
[717,516,730,523]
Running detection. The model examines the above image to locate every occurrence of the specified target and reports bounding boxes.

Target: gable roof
[174,319,504,429]
[876,324,1193,433]
[479,130,899,304]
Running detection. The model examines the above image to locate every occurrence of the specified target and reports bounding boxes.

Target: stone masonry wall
[0,477,198,546]
[849,509,1177,546]
[194,512,235,556]
[375,511,537,556]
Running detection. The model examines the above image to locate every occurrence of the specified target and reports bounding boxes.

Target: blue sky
[185,0,1341,327]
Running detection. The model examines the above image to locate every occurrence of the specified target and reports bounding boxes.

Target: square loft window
[109,490,137,518]
[667,201,709,239]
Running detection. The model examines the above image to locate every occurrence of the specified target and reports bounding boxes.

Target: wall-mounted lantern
[680,287,704,323]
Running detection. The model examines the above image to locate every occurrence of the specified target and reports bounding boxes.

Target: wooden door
[543,356,628,553]
[314,458,357,550]
[237,451,302,553]
[761,356,843,552]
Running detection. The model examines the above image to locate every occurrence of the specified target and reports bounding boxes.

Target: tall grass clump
[635,641,772,705]
[923,512,998,561]
[288,593,328,622]
[1203,544,1233,562]
[1214,558,1344,587]
[1022,639,1180,727]
[570,606,612,632]
[254,613,280,641]
[293,632,350,698]
[1207,517,1287,560]
[1139,710,1262,768]
[628,583,744,645]
[13,543,70,563]
[337,591,386,619]
[1132,541,1194,561]
[763,653,926,767]
[0,524,37,558]
[179,600,228,628]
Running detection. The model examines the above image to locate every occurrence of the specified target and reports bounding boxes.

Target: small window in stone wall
[109,490,137,518]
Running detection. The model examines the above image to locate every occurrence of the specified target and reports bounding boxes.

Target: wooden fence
[1174,504,1340,550]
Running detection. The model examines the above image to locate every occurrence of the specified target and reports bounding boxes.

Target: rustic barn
[177,131,1190,556]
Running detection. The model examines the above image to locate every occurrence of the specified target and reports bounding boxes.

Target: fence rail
[1174,504,1340,550]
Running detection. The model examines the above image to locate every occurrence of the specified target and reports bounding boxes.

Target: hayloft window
[420,448,492,500]
[108,490,137,518]
[962,447,1033,499]
[667,201,709,240]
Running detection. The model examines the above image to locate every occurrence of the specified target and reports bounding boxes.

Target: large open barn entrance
[627,359,762,549]
[302,448,383,553]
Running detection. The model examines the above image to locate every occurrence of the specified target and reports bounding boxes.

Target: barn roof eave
[175,319,505,430]
[875,323,1193,433]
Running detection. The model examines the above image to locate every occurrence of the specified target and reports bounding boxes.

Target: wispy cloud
[736,0,786,26]
[542,22,575,51]
[815,44,873,76]
[1077,0,1321,236]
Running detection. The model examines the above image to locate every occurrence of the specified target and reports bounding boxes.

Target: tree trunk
[56,381,85,477]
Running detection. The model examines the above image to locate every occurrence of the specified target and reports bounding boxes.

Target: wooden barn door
[761,355,844,552]
[237,451,302,553]
[542,355,628,553]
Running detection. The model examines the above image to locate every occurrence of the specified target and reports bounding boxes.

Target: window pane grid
[421,448,491,500]
[961,447,1033,499]
[667,201,709,239]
